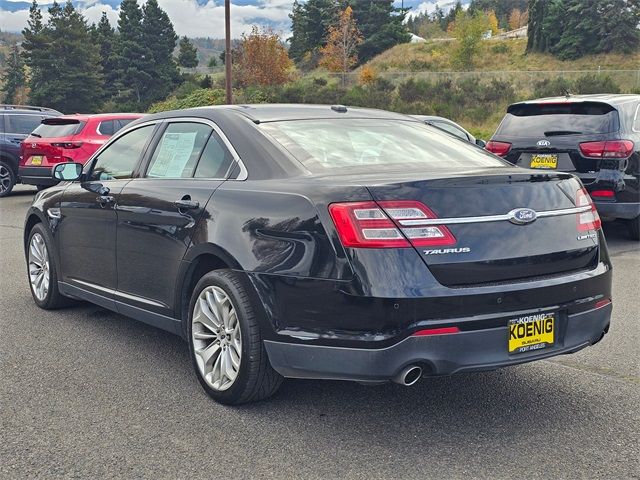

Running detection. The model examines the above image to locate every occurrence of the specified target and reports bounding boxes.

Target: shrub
[397,78,432,103]
[359,65,377,85]
[491,42,510,54]
[532,77,573,98]
[573,74,621,94]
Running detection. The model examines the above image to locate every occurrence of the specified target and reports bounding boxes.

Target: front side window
[260,119,505,173]
[146,122,214,179]
[90,125,155,181]
[6,114,44,135]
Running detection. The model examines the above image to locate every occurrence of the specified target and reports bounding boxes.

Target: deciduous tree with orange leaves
[235,26,293,87]
[319,6,362,85]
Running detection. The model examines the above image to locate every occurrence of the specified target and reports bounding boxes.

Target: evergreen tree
[26,1,103,112]
[347,0,411,63]
[526,0,548,52]
[288,0,339,64]
[1,44,26,103]
[596,0,640,54]
[22,1,49,103]
[112,0,153,109]
[142,0,180,105]
[92,12,118,102]
[178,36,199,68]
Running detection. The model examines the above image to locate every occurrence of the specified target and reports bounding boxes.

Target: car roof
[49,113,144,122]
[141,104,418,124]
[0,104,62,115]
[512,94,640,108]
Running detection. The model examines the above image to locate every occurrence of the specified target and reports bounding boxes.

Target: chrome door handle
[174,199,199,210]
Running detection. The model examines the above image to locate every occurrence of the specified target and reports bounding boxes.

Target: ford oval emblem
[509,208,538,225]
[537,140,551,147]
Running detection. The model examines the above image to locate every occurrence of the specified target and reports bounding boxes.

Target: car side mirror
[475,139,487,148]
[53,162,83,181]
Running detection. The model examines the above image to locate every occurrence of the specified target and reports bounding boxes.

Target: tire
[26,223,73,309]
[628,215,640,241]
[0,161,16,198]
[188,270,283,405]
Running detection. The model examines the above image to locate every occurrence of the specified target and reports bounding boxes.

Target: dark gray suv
[0,105,62,197]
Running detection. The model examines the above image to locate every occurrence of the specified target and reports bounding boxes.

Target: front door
[57,124,158,303]
[115,121,234,317]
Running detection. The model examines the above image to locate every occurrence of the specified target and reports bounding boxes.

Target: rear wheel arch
[178,247,241,336]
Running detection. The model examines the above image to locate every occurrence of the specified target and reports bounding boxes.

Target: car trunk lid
[363,169,600,287]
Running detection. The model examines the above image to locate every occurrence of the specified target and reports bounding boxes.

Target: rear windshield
[497,102,619,137]
[260,119,505,173]
[32,120,85,138]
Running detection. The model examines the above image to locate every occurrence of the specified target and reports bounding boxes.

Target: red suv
[19,113,143,189]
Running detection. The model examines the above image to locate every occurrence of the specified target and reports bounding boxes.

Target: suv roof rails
[0,104,62,114]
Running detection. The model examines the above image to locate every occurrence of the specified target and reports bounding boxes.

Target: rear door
[492,101,620,173]
[115,119,235,317]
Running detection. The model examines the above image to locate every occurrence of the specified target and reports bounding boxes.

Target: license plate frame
[508,313,555,354]
[530,154,558,169]
[30,155,43,166]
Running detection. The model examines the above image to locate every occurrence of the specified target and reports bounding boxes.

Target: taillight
[576,188,601,231]
[328,200,456,248]
[579,140,634,158]
[51,142,83,149]
[590,189,615,199]
[485,140,512,157]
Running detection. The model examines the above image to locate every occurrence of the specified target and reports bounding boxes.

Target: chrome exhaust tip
[392,365,423,386]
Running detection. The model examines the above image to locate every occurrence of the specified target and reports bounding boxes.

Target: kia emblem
[537,140,551,147]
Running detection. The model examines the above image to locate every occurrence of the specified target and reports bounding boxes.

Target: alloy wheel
[28,233,50,301]
[192,286,242,391]
[0,165,11,194]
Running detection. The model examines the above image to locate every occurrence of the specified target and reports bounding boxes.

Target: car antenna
[561,88,571,99]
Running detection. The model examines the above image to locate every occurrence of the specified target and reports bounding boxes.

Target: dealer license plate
[508,313,555,354]
[30,156,43,166]
[530,154,558,169]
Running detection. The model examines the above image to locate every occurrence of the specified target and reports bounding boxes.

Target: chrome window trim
[398,205,591,226]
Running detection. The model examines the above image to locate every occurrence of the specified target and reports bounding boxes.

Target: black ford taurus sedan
[24,104,613,404]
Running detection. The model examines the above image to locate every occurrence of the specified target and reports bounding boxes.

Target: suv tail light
[579,140,634,158]
[51,142,83,149]
[576,188,601,231]
[329,201,456,248]
[485,140,512,157]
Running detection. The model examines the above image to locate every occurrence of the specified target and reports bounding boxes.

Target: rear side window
[146,122,212,178]
[261,119,505,173]
[429,121,469,140]
[97,120,115,136]
[117,119,134,131]
[32,120,85,138]
[194,131,233,178]
[6,114,44,134]
[497,102,619,137]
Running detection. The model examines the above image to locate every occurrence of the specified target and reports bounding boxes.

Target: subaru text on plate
[24,105,613,404]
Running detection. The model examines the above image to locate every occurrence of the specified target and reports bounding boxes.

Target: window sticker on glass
[148,132,198,178]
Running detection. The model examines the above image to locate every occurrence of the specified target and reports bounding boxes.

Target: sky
[0,0,466,38]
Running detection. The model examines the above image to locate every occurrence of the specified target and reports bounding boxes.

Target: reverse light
[413,326,460,336]
[328,200,456,248]
[576,188,601,232]
[51,142,83,149]
[579,140,634,159]
[485,140,512,157]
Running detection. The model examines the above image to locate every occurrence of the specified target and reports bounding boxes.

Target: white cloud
[1,0,295,37]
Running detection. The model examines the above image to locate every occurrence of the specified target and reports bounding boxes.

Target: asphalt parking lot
[1,185,638,479]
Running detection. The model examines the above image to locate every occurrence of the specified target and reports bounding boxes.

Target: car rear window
[6,114,44,134]
[32,119,85,138]
[260,119,505,173]
[497,102,619,137]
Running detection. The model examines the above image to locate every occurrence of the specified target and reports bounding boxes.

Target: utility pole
[224,0,232,104]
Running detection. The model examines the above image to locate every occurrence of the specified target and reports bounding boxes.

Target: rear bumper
[18,166,58,186]
[594,201,640,220]
[264,303,612,382]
